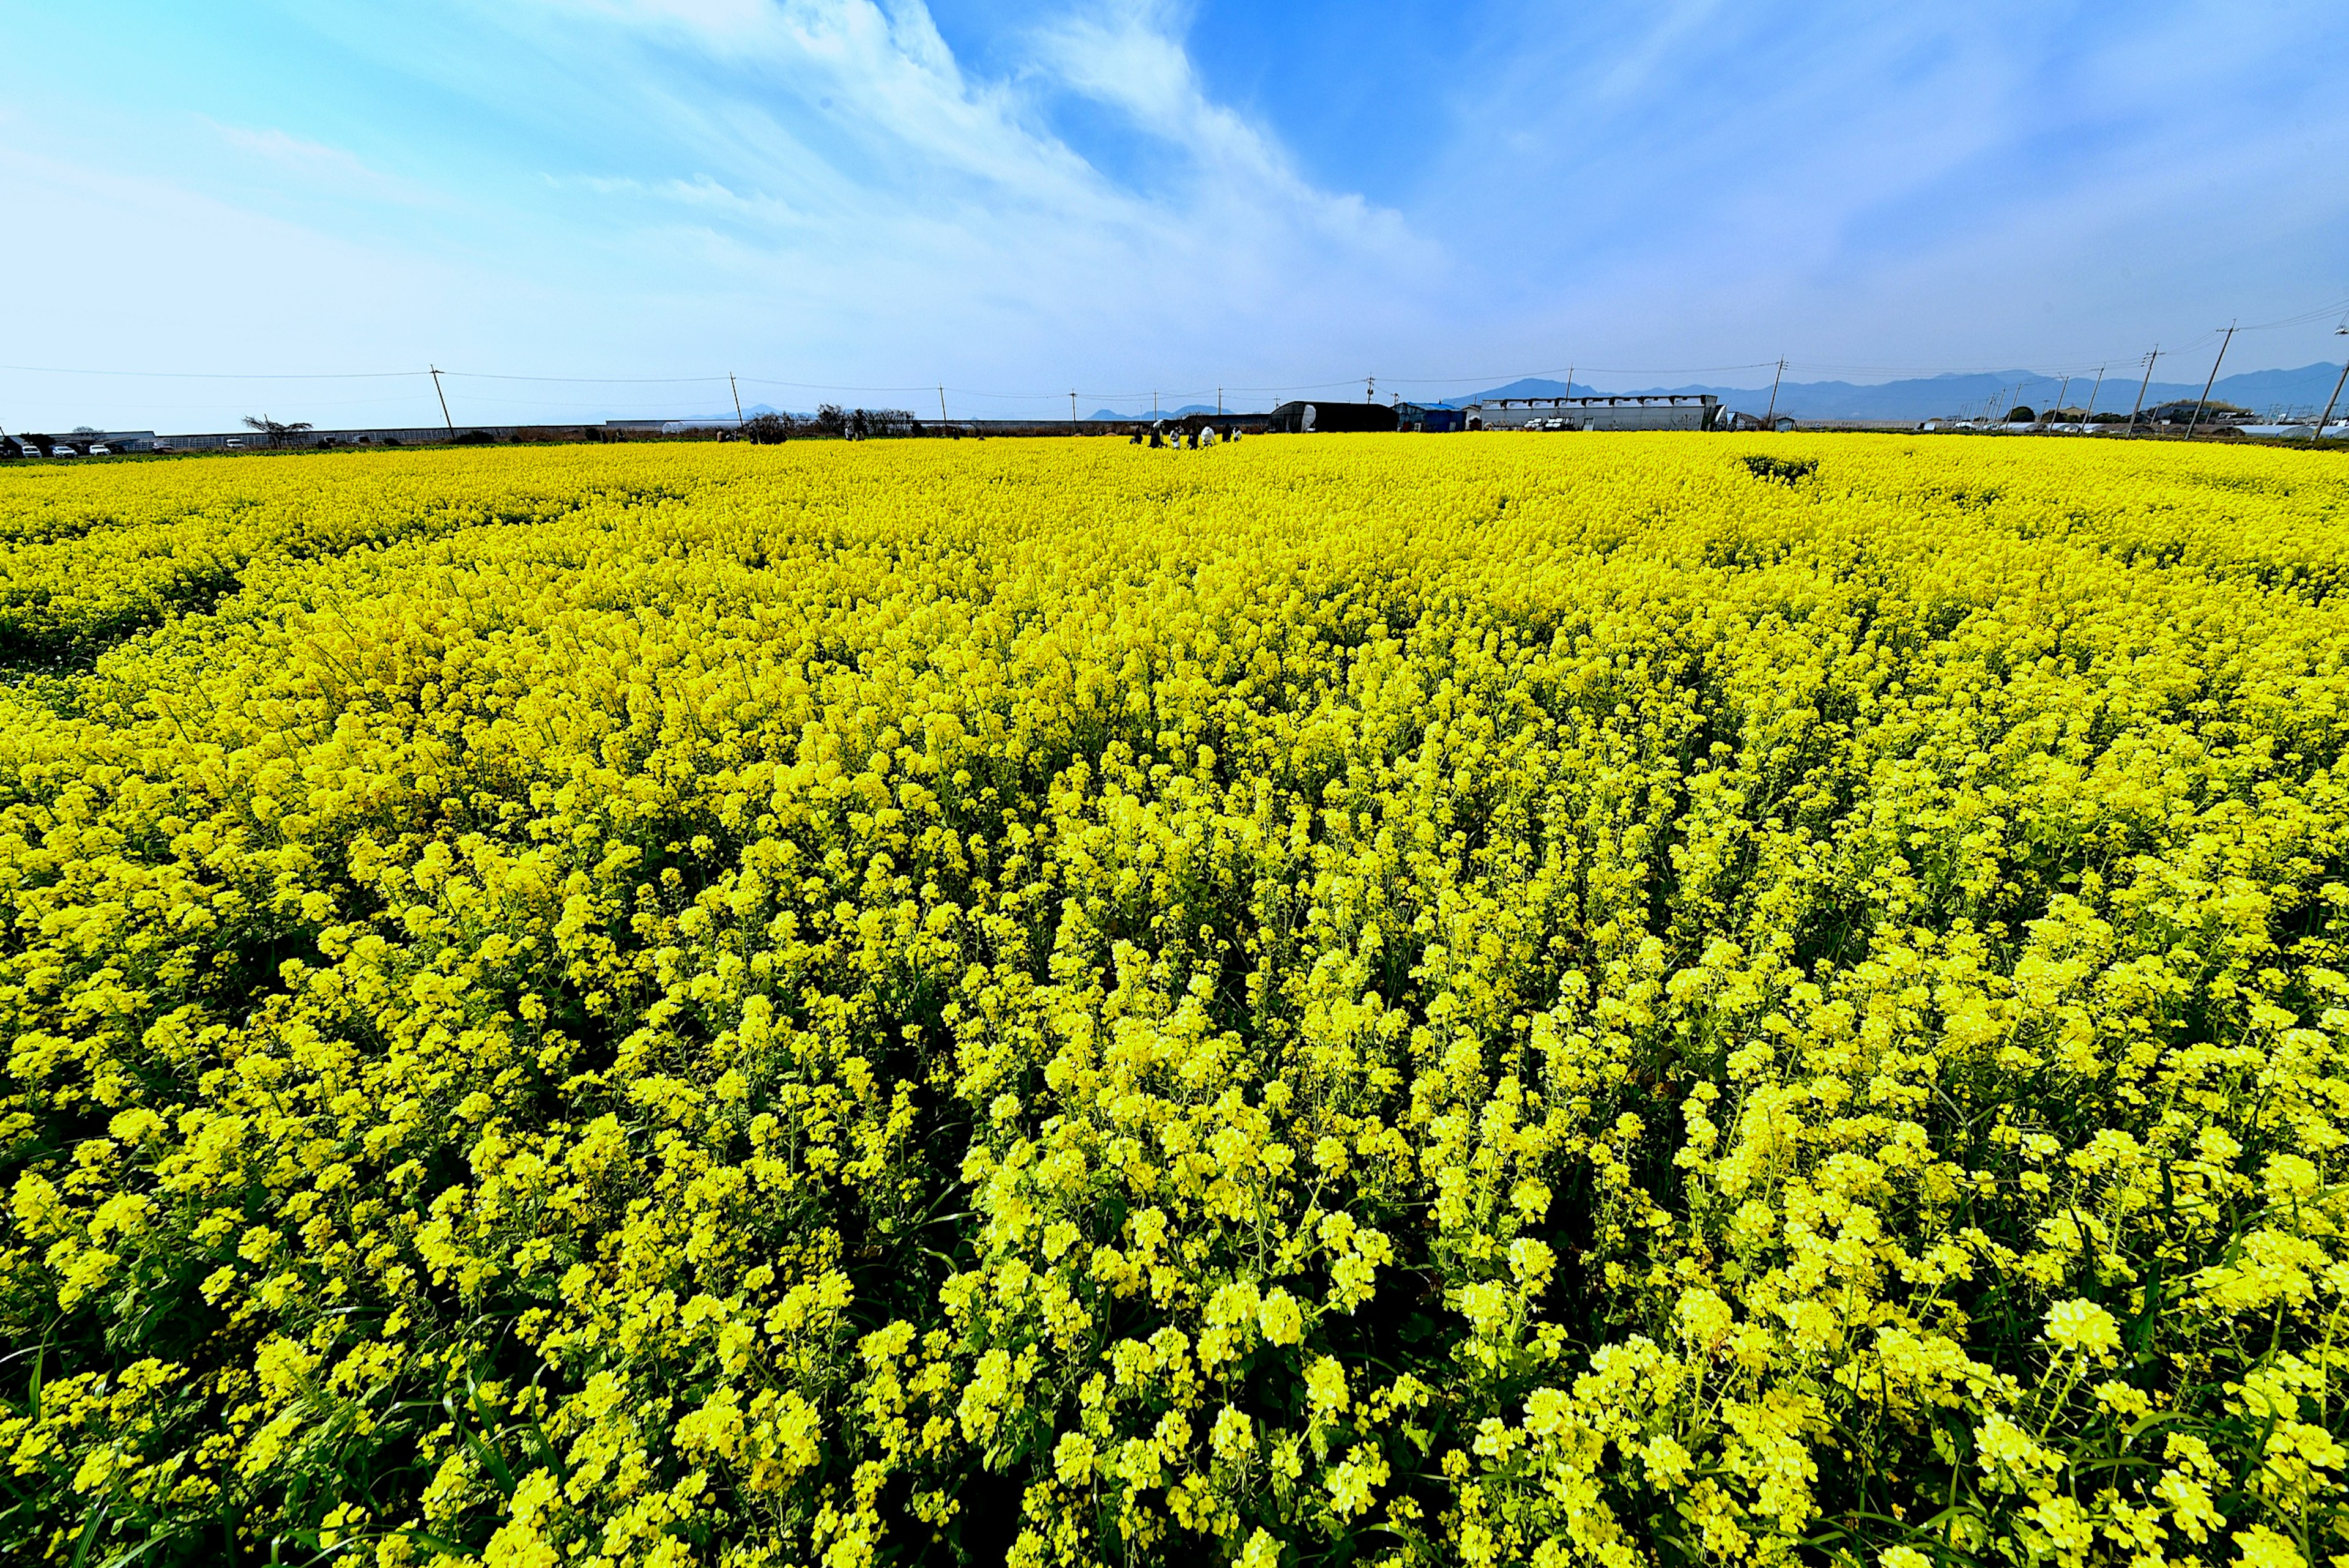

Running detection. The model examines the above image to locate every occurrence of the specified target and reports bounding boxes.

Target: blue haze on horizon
[2,1,2346,433]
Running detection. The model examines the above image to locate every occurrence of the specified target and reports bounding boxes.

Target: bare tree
[242,415,314,447]
[813,404,918,439]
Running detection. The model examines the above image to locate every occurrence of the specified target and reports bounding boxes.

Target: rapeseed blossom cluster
[3,433,2349,1568]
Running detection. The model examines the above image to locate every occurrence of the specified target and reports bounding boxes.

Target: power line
[2236,297,2349,333]
[8,289,2346,418]
[2183,323,2237,441]
[741,377,945,395]
[2129,346,2160,426]
[0,353,2307,405]
[2314,324,2349,439]
[0,363,426,380]
[445,371,732,385]
[429,365,455,439]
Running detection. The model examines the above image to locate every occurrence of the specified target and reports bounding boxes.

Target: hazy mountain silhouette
[1459,365,2347,422]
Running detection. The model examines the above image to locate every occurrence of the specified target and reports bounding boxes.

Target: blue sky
[4,1,2346,429]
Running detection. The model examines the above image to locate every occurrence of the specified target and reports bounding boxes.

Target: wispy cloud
[0,0,2341,432]
[490,0,1434,389]
[206,121,442,206]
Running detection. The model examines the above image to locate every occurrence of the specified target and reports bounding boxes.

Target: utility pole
[2129,347,2159,432]
[429,365,455,437]
[2053,376,2071,422]
[730,373,744,429]
[1763,359,1786,428]
[938,385,948,427]
[2080,364,2106,426]
[2184,322,2236,441]
[1217,387,1223,415]
[2314,326,2349,440]
[1071,391,1078,431]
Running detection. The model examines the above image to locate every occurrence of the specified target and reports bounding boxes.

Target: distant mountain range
[1088,404,1235,420]
[1461,363,2348,423]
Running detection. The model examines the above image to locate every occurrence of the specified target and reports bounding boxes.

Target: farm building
[1396,404,1469,433]
[1466,394,1723,431]
[1266,400,1400,434]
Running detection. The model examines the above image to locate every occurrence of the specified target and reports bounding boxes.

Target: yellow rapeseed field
[5,432,2349,1568]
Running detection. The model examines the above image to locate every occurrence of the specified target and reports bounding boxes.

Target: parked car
[223,437,245,449]
[87,444,111,456]
[53,445,78,458]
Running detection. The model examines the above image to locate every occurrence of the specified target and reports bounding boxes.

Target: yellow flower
[1326,1442,1390,1520]
[9,434,2349,1568]
[2041,1299,2121,1359]
[1305,1356,1351,1422]
[1053,1431,1097,1484]
[2233,1526,2308,1568]
[1259,1287,1305,1347]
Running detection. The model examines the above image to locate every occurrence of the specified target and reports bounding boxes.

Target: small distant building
[1465,395,1722,432]
[2141,399,2252,426]
[1267,400,1400,433]
[1395,403,1469,433]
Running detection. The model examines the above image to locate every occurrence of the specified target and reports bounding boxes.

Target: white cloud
[0,0,1442,425]
[489,0,1434,397]
[206,121,442,206]
[1025,2,1411,253]
[1367,7,2349,385]
[4,0,2340,429]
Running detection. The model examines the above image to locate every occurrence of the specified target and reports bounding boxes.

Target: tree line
[736,406,921,444]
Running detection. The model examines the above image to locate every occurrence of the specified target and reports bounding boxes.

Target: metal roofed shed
[1395,403,1469,433]
[1267,400,1400,433]
[1466,394,1722,431]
